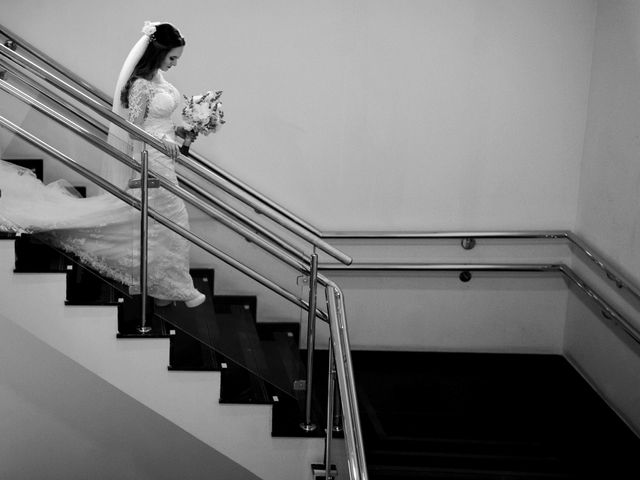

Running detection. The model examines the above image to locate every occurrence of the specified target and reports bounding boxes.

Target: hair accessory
[141,21,157,40]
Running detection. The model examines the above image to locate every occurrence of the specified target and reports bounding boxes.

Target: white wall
[565,0,640,434]
[576,0,640,286]
[1,0,596,231]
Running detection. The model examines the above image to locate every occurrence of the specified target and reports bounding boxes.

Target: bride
[0,21,205,308]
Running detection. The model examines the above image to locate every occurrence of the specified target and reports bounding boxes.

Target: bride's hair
[120,23,186,108]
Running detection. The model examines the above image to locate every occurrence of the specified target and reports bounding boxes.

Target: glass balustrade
[0,73,310,403]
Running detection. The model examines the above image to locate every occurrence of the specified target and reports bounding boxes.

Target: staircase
[0,232,325,480]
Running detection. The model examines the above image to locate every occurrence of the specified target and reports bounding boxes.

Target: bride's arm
[128,80,179,159]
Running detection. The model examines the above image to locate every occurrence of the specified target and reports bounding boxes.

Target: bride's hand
[162,139,180,159]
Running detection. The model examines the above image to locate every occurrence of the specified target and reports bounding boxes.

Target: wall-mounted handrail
[0,23,111,105]
[564,232,640,305]
[322,230,640,311]
[0,39,351,264]
[320,261,640,346]
[558,265,640,346]
[321,230,570,240]
[319,262,561,273]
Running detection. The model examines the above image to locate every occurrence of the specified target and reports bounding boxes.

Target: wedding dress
[0,72,203,304]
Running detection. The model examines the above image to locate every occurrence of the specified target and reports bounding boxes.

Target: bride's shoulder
[130,77,154,96]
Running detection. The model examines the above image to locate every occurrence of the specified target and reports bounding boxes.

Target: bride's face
[160,46,184,72]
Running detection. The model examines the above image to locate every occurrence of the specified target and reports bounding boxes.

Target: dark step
[116,295,171,338]
[14,234,70,273]
[214,301,301,403]
[123,269,215,339]
[65,261,128,306]
[271,348,332,439]
[162,293,304,406]
[3,158,43,180]
[169,327,221,371]
[12,234,130,304]
[218,318,302,406]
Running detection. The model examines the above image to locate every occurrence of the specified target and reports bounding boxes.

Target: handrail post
[136,148,151,334]
[300,251,319,432]
[324,339,337,480]
[333,382,343,432]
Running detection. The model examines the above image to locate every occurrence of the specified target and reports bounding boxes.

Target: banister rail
[322,230,640,306]
[326,282,368,480]
[2,60,107,136]
[0,36,345,263]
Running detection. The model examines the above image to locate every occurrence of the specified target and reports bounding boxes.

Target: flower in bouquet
[180,90,225,154]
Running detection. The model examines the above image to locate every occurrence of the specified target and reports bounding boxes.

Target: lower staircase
[1,233,639,479]
[0,233,323,480]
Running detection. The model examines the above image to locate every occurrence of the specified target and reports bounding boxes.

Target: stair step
[14,234,70,273]
[3,158,43,180]
[168,327,221,371]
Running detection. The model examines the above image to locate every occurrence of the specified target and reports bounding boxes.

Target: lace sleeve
[128,79,151,126]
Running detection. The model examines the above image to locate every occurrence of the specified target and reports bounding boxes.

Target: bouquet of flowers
[180,90,225,154]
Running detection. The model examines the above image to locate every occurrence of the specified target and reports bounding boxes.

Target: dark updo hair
[120,23,186,108]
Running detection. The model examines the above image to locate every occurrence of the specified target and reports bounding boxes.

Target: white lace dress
[0,73,201,302]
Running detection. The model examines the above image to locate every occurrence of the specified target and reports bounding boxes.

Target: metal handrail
[2,60,107,136]
[322,230,570,240]
[0,37,346,263]
[564,232,640,304]
[320,261,640,346]
[322,230,640,308]
[186,150,322,237]
[326,283,368,479]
